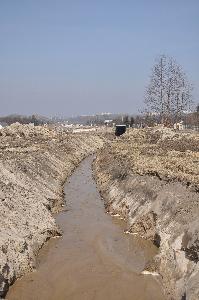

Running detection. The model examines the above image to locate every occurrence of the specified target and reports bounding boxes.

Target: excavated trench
[7,156,166,300]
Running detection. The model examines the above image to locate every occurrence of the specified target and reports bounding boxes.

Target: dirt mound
[94,127,199,300]
[0,123,107,298]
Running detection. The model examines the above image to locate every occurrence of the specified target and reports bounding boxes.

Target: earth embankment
[93,127,199,300]
[0,123,106,298]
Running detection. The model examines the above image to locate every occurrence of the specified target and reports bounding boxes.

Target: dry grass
[107,127,199,189]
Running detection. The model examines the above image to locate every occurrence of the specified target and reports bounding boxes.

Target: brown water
[7,156,165,300]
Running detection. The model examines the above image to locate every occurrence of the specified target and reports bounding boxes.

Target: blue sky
[0,0,198,116]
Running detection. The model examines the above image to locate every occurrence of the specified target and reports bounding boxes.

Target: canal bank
[0,124,106,298]
[93,127,199,300]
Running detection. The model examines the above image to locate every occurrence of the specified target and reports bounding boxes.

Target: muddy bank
[7,156,165,300]
[0,123,106,298]
[93,127,199,300]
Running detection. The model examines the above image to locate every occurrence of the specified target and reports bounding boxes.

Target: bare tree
[144,55,193,124]
[130,116,135,127]
[123,115,129,126]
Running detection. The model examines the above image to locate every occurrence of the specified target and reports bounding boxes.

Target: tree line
[0,114,50,126]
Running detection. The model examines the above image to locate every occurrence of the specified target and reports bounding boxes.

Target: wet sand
[7,156,166,300]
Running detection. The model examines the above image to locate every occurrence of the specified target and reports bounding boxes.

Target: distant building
[174,121,184,130]
[104,120,113,126]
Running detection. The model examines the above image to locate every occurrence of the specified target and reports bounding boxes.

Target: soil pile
[94,127,199,300]
[0,123,106,298]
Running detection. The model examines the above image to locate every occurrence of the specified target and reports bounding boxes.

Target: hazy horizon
[1,1,199,116]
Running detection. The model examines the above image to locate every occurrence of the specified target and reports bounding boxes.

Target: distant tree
[113,115,123,125]
[123,115,129,126]
[194,104,199,126]
[144,55,193,125]
[134,115,144,127]
[31,115,39,126]
[130,116,135,127]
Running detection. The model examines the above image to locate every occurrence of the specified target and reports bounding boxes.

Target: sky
[0,0,198,117]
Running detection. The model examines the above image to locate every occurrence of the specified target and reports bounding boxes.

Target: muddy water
[7,156,165,300]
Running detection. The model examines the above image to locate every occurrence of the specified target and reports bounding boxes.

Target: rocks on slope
[94,127,199,300]
[0,123,106,298]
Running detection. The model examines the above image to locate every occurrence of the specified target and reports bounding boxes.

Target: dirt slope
[94,127,199,300]
[0,123,106,298]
